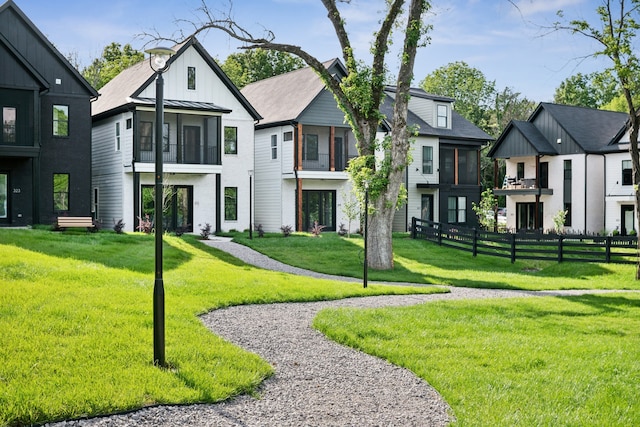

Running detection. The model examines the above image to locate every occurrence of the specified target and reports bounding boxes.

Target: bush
[280,225,293,237]
[199,223,212,240]
[310,221,325,237]
[113,219,125,234]
[136,215,153,234]
[257,224,264,238]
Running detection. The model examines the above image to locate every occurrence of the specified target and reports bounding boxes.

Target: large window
[303,134,318,161]
[422,146,433,174]
[517,162,525,180]
[225,187,238,221]
[437,104,448,128]
[271,135,278,159]
[53,173,69,211]
[224,127,237,154]
[457,149,478,185]
[302,190,335,231]
[53,105,69,137]
[447,196,466,223]
[187,66,196,90]
[622,160,632,185]
[141,185,193,232]
[3,107,16,143]
[440,147,455,184]
[140,121,153,151]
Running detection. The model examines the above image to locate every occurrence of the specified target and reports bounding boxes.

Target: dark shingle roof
[510,120,557,154]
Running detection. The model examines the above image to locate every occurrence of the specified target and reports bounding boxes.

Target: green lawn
[314,293,640,426]
[0,229,440,426]
[234,232,639,290]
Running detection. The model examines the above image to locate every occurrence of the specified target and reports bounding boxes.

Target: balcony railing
[139,143,220,165]
[301,153,357,172]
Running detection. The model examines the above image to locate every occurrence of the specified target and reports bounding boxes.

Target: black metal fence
[411,217,638,264]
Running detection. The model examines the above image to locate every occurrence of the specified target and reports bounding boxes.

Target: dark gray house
[0,0,98,227]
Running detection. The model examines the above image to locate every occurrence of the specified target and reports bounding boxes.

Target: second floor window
[271,135,278,159]
[187,66,196,90]
[224,127,238,154]
[53,105,69,137]
[422,146,433,174]
[303,134,318,161]
[622,160,632,185]
[115,122,121,151]
[140,121,153,151]
[3,107,16,143]
[437,104,448,128]
[517,162,525,180]
[53,173,69,211]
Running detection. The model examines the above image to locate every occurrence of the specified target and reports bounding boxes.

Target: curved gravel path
[47,238,618,427]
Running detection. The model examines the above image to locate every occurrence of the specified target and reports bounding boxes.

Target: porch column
[296,178,303,231]
[297,124,304,171]
[493,159,498,189]
[329,126,335,171]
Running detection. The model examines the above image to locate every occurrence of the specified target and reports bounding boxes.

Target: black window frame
[140,121,153,152]
[622,160,632,186]
[224,126,238,155]
[187,66,196,90]
[53,104,69,137]
[422,145,433,174]
[53,173,70,212]
[436,104,448,128]
[224,187,238,221]
[2,106,16,143]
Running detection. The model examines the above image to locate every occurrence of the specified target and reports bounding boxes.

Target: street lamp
[145,45,174,367]
[248,170,254,240]
[363,180,369,288]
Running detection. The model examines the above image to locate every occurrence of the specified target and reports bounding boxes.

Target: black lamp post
[145,46,174,367]
[248,170,253,239]
[363,180,369,288]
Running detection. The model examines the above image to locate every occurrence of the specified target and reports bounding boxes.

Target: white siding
[254,126,288,231]
[605,150,636,233]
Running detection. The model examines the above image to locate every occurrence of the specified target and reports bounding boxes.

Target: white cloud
[511,0,584,17]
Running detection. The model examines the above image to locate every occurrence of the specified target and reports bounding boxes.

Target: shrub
[113,219,125,234]
[199,223,212,240]
[257,224,264,238]
[136,215,153,234]
[310,221,325,237]
[280,225,293,237]
[338,223,347,236]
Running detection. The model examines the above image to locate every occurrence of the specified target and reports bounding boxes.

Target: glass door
[0,173,7,222]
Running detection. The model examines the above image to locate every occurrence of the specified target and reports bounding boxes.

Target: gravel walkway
[47,238,617,427]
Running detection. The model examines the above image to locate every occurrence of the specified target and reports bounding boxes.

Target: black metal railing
[139,143,219,165]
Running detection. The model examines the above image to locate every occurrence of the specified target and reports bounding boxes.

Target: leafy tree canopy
[82,43,144,90]
[220,48,305,89]
[553,70,619,109]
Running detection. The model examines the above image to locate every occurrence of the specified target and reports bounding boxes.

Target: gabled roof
[489,102,629,158]
[241,58,344,126]
[0,0,98,97]
[535,102,627,152]
[92,37,260,121]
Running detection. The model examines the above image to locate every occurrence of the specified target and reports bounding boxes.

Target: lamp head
[145,46,175,72]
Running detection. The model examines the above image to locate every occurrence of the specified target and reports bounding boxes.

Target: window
[271,135,278,159]
[53,173,69,211]
[458,148,479,185]
[3,107,16,143]
[437,104,448,128]
[187,66,196,90]
[140,121,153,151]
[224,127,237,154]
[564,203,572,227]
[126,118,132,129]
[517,162,525,180]
[224,187,238,221]
[115,122,121,151]
[622,160,632,185]
[539,162,548,188]
[163,123,170,152]
[303,134,318,161]
[302,190,336,231]
[447,196,466,223]
[283,131,293,141]
[422,146,433,174]
[564,160,572,226]
[53,105,69,137]
[93,188,99,218]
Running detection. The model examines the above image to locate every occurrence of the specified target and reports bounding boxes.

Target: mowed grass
[0,229,441,426]
[314,293,640,426]
[234,232,639,290]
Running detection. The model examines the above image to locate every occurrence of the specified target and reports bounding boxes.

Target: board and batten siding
[604,150,636,233]
[254,126,287,232]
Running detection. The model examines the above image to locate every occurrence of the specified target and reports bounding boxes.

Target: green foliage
[220,49,305,89]
[0,229,434,426]
[420,61,496,134]
[552,209,568,233]
[553,71,620,109]
[82,43,144,90]
[314,293,640,426]
[472,188,498,231]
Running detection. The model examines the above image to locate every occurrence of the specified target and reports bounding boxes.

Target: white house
[490,102,637,235]
[91,37,260,233]
[242,59,491,233]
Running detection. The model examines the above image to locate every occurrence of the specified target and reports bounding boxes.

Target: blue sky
[16,0,610,101]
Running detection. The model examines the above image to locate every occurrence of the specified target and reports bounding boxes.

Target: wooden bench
[57,216,96,231]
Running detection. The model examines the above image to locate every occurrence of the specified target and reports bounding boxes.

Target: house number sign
[13,188,21,193]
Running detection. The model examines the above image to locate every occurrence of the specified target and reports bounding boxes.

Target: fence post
[606,236,611,263]
[438,222,443,246]
[558,235,563,263]
[510,233,516,263]
[411,217,416,239]
[472,228,478,257]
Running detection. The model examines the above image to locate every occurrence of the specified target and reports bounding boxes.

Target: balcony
[301,153,357,172]
[494,177,553,196]
[138,143,220,165]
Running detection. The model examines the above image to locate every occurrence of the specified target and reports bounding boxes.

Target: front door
[0,172,8,224]
[621,205,635,235]
[421,194,434,222]
[516,202,543,231]
[183,126,201,164]
[141,185,193,232]
[302,190,336,231]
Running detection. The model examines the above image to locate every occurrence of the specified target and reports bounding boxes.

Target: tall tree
[153,0,431,270]
[420,61,496,134]
[82,43,144,90]
[553,71,619,108]
[220,48,305,89]
[554,0,640,279]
